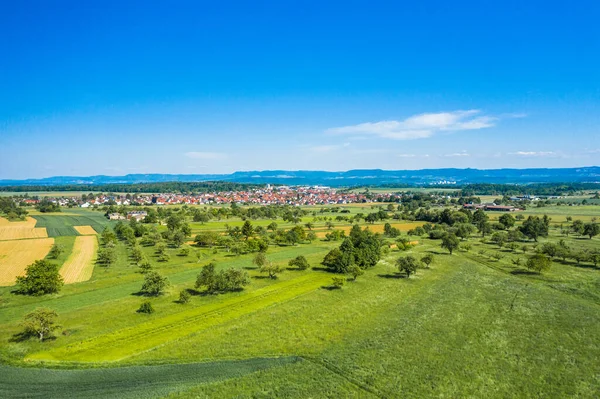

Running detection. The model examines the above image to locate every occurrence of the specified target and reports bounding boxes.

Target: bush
[288,255,309,270]
[137,300,154,314]
[179,290,191,304]
[331,276,346,289]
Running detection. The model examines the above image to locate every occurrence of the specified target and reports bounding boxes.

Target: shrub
[137,300,154,314]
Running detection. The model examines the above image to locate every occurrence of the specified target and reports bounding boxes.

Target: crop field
[0,203,599,397]
[73,225,98,235]
[0,238,54,286]
[59,235,98,284]
[0,217,48,241]
[32,211,112,237]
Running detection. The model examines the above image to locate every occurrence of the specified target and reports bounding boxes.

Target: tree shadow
[311,266,330,272]
[252,275,271,280]
[243,266,258,270]
[377,273,406,279]
[320,285,342,291]
[510,269,540,276]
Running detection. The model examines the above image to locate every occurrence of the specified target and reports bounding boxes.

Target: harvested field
[73,225,97,235]
[0,217,48,241]
[315,222,424,238]
[0,238,54,286]
[60,236,98,284]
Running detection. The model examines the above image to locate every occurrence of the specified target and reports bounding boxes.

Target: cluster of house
[463,203,521,212]
[72,186,406,207]
[108,210,148,221]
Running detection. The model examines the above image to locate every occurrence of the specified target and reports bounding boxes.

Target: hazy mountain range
[1,167,599,187]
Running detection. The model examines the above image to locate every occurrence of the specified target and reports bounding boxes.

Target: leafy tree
[472,209,489,235]
[397,255,419,278]
[48,244,64,259]
[331,276,346,288]
[195,263,217,291]
[307,231,317,243]
[178,290,191,304]
[97,247,117,266]
[140,271,169,296]
[519,216,549,241]
[101,227,117,245]
[138,259,152,273]
[253,252,268,268]
[441,234,460,255]
[194,231,220,247]
[171,231,186,248]
[490,231,508,247]
[21,308,60,341]
[16,260,63,295]
[131,245,144,263]
[288,255,310,270]
[267,222,278,232]
[571,220,585,236]
[498,213,516,229]
[526,253,552,274]
[455,223,475,240]
[421,254,434,268]
[348,265,364,281]
[583,223,600,239]
[137,300,154,314]
[260,261,285,279]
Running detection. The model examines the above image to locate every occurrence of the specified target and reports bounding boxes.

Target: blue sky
[1,1,599,179]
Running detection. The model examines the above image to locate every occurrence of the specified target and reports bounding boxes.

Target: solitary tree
[331,276,346,289]
[252,252,268,268]
[526,253,552,274]
[137,300,155,314]
[583,223,600,239]
[140,271,169,296]
[16,260,63,296]
[21,308,60,341]
[288,255,310,270]
[421,253,434,268]
[178,290,191,304]
[348,265,364,281]
[397,255,419,278]
[441,234,460,255]
[48,244,64,259]
[260,261,285,279]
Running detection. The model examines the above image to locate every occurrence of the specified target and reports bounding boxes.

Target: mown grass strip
[29,273,331,362]
[0,357,299,399]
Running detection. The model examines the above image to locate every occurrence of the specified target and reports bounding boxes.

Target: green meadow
[0,203,599,397]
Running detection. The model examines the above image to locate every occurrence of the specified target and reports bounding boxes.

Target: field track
[0,217,48,241]
[0,238,54,286]
[73,225,97,235]
[59,235,98,284]
[29,273,331,362]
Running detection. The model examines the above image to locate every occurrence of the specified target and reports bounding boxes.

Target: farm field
[0,203,599,397]
[73,225,98,235]
[59,235,98,284]
[0,217,48,241]
[0,238,54,286]
[32,210,113,237]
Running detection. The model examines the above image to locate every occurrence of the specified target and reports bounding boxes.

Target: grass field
[0,238,54,286]
[59,236,98,284]
[32,211,113,237]
[0,204,599,397]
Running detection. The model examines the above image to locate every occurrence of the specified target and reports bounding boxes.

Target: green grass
[31,210,114,237]
[1,204,600,397]
[0,357,298,399]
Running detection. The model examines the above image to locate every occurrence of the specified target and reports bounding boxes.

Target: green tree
[48,244,64,259]
[583,223,600,239]
[441,234,460,255]
[331,276,346,288]
[178,290,191,304]
[21,308,60,341]
[526,253,552,274]
[260,261,285,279]
[307,231,317,243]
[252,252,268,268]
[241,220,254,239]
[140,271,169,296]
[519,216,549,241]
[397,255,419,278]
[498,213,516,229]
[97,247,117,266]
[137,300,154,314]
[288,255,310,270]
[16,260,63,295]
[348,265,364,281]
[421,253,434,268]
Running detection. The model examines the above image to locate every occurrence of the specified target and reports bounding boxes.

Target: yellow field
[0,238,55,286]
[0,217,48,241]
[315,222,425,238]
[73,225,97,235]
[60,235,98,284]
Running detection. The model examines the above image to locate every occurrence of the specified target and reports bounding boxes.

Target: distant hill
[1,167,599,187]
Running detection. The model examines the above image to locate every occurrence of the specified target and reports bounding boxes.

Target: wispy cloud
[509,151,557,157]
[326,110,501,140]
[310,143,350,153]
[445,151,470,157]
[185,151,227,160]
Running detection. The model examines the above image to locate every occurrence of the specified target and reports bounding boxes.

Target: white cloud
[397,154,417,158]
[326,109,501,140]
[185,152,227,160]
[445,151,470,157]
[309,143,350,153]
[509,151,557,157]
